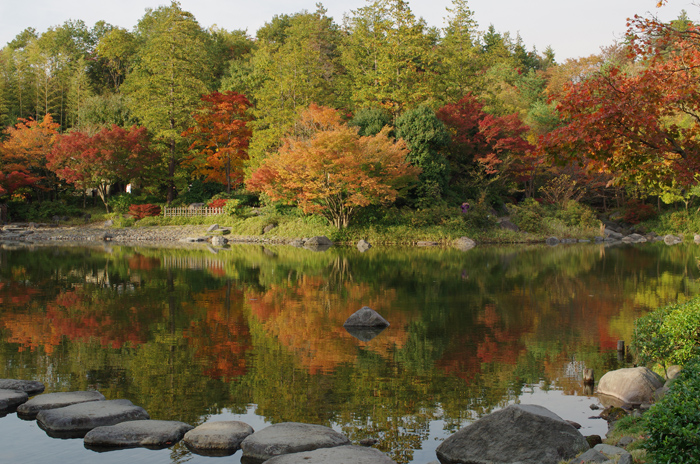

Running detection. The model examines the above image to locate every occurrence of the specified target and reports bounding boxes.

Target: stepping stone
[84,420,193,450]
[37,399,149,438]
[17,391,105,419]
[183,421,254,456]
[0,389,29,413]
[241,422,350,462]
[265,445,397,463]
[0,379,45,395]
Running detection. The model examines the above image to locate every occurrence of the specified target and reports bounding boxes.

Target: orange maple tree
[0,114,60,196]
[182,91,253,193]
[247,104,420,228]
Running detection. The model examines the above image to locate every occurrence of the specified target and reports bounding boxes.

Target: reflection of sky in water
[0,388,607,464]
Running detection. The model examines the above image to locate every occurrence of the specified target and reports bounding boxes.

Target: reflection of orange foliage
[207,265,226,277]
[247,276,412,374]
[182,286,251,381]
[127,254,161,271]
[0,288,151,353]
[438,304,526,384]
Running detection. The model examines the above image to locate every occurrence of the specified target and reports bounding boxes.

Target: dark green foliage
[632,297,700,372]
[349,107,392,137]
[7,200,81,222]
[395,106,450,201]
[175,179,225,205]
[554,200,598,229]
[644,357,700,463]
[107,194,135,213]
[461,193,497,230]
[510,198,544,233]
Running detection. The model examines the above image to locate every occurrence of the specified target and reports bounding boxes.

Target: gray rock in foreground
[0,379,45,395]
[37,399,149,436]
[241,422,350,462]
[436,404,590,464]
[597,367,664,405]
[183,421,253,453]
[343,306,390,328]
[18,390,105,418]
[84,420,193,449]
[0,389,29,412]
[265,445,396,464]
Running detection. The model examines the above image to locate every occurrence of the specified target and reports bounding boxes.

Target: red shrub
[208,198,227,208]
[128,204,162,220]
[623,200,657,224]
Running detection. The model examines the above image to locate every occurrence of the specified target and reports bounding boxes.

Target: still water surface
[1,241,698,463]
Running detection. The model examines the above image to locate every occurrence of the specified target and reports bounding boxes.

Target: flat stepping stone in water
[265,445,397,464]
[0,379,45,395]
[17,390,105,419]
[37,399,149,438]
[0,389,29,413]
[183,421,254,456]
[84,420,193,450]
[241,422,350,462]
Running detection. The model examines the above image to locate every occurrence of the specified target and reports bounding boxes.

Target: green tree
[122,1,215,202]
[395,105,450,201]
[341,0,438,116]
[224,6,343,169]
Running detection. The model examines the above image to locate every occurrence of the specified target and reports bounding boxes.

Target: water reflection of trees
[1,243,699,463]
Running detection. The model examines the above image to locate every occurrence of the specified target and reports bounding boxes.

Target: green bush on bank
[632,297,700,375]
[643,357,700,464]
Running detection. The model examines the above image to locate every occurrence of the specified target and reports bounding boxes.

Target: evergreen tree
[122,1,215,202]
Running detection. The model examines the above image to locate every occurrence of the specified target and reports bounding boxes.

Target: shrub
[10,200,81,222]
[208,198,227,208]
[222,199,241,216]
[632,297,700,374]
[623,199,657,224]
[644,357,700,464]
[128,204,162,220]
[510,198,544,233]
[108,195,134,214]
[555,200,598,229]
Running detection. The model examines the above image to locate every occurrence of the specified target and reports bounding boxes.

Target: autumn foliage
[128,203,162,219]
[47,125,159,212]
[247,104,420,228]
[183,91,253,193]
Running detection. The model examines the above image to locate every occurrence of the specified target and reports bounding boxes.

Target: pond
[1,241,698,463]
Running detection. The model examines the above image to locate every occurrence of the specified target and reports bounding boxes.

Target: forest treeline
[0,0,698,229]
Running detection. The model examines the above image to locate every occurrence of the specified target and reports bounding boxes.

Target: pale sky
[0,0,695,61]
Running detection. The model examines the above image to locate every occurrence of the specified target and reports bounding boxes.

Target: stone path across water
[17,390,105,419]
[0,389,28,413]
[84,420,193,450]
[37,399,149,437]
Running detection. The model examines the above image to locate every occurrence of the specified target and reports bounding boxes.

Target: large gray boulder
[305,236,333,247]
[597,367,664,404]
[84,420,193,449]
[0,389,28,412]
[183,421,254,454]
[18,390,105,418]
[37,399,149,437]
[454,237,476,251]
[343,307,390,328]
[0,379,45,395]
[357,240,371,253]
[435,404,589,464]
[265,445,396,463]
[240,422,350,462]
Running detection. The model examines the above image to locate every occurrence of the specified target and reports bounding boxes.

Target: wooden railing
[162,206,224,217]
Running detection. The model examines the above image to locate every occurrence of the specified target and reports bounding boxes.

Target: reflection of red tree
[247,277,412,374]
[438,304,526,384]
[0,282,39,307]
[182,287,251,381]
[127,254,161,271]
